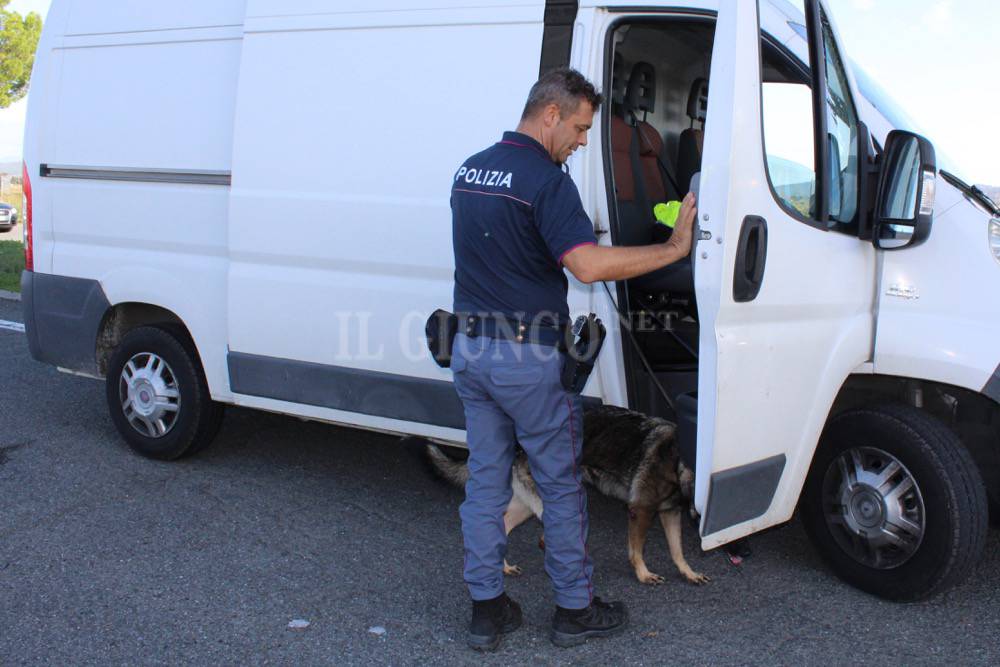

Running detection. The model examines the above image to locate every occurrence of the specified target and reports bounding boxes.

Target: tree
[0,0,42,108]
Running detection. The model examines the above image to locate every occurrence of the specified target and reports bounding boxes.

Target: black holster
[425,309,458,368]
[560,313,606,394]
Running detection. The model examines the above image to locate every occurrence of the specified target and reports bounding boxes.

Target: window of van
[761,9,860,232]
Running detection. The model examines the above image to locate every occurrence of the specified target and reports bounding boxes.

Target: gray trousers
[451,333,594,609]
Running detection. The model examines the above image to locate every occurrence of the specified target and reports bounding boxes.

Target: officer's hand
[666,192,697,258]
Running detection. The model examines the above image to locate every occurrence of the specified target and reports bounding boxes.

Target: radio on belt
[561,313,606,394]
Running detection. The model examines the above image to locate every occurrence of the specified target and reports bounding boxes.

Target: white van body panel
[578,6,630,414]
[874,187,1000,393]
[225,1,576,441]
[32,2,246,399]
[21,1,70,275]
[776,9,1000,397]
[854,80,1000,396]
[62,1,246,35]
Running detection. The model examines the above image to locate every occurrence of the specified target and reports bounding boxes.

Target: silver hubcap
[119,352,181,438]
[822,446,925,569]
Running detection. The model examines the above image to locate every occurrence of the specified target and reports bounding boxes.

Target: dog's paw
[684,571,710,585]
[637,571,666,585]
[503,564,523,577]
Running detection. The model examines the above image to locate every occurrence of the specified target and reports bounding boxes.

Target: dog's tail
[424,443,470,488]
[400,435,471,488]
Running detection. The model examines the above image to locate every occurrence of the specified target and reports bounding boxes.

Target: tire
[800,404,988,602]
[105,325,224,460]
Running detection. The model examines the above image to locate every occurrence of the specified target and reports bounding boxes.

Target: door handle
[733,215,768,303]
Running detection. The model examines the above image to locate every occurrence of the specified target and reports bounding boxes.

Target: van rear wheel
[105,325,224,460]
[800,404,987,601]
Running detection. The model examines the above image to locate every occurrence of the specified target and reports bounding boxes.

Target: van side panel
[874,186,1000,395]
[63,0,246,35]
[30,1,247,398]
[50,34,241,171]
[226,4,545,439]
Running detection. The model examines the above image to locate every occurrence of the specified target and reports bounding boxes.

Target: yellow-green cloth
[654,200,681,228]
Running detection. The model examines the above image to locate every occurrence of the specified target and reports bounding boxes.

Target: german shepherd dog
[424,405,709,586]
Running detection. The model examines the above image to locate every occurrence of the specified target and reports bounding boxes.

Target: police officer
[450,67,696,650]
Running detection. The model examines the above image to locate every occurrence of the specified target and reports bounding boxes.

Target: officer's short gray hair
[520,68,603,121]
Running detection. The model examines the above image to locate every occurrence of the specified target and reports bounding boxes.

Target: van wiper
[939,169,1000,216]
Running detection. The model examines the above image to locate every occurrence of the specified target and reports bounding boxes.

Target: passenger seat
[619,63,694,296]
[611,61,671,246]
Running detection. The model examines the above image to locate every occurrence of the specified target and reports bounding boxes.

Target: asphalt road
[2,295,999,666]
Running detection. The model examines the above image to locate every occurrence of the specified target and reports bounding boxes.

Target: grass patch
[0,239,25,293]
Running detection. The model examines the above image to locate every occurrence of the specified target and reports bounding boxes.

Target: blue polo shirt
[451,131,597,328]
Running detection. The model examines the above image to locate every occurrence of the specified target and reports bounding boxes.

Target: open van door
[693,0,876,548]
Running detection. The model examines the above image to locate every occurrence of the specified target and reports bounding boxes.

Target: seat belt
[629,111,683,198]
[628,121,655,228]
[601,280,679,412]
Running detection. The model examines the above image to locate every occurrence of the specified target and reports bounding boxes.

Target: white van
[20,0,999,601]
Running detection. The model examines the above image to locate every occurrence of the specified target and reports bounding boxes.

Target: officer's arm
[562,193,696,284]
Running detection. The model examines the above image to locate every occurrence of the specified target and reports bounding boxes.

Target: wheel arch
[95,302,201,377]
[828,373,1000,520]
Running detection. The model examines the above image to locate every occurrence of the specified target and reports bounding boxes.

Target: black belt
[460,314,568,348]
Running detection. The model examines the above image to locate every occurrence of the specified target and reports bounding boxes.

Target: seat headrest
[625,62,656,115]
[687,78,708,122]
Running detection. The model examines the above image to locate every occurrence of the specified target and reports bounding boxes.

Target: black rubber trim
[702,453,786,535]
[40,164,231,186]
[983,364,1000,405]
[21,271,110,375]
[228,351,468,429]
[228,351,603,431]
[605,7,715,15]
[539,0,578,76]
[19,270,41,360]
[804,0,829,224]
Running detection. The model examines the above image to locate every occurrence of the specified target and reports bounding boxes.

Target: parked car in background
[0,202,17,231]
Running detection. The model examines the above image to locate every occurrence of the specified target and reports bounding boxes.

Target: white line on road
[0,319,25,333]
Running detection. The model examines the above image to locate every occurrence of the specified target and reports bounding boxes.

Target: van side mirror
[873,130,936,250]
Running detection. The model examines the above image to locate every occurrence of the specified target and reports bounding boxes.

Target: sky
[0,0,997,184]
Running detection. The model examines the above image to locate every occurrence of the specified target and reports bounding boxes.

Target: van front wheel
[800,404,987,601]
[105,325,224,460]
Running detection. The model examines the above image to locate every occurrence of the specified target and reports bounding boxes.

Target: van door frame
[598,8,718,415]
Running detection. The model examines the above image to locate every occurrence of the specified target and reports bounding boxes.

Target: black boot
[467,592,523,651]
[550,597,628,647]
